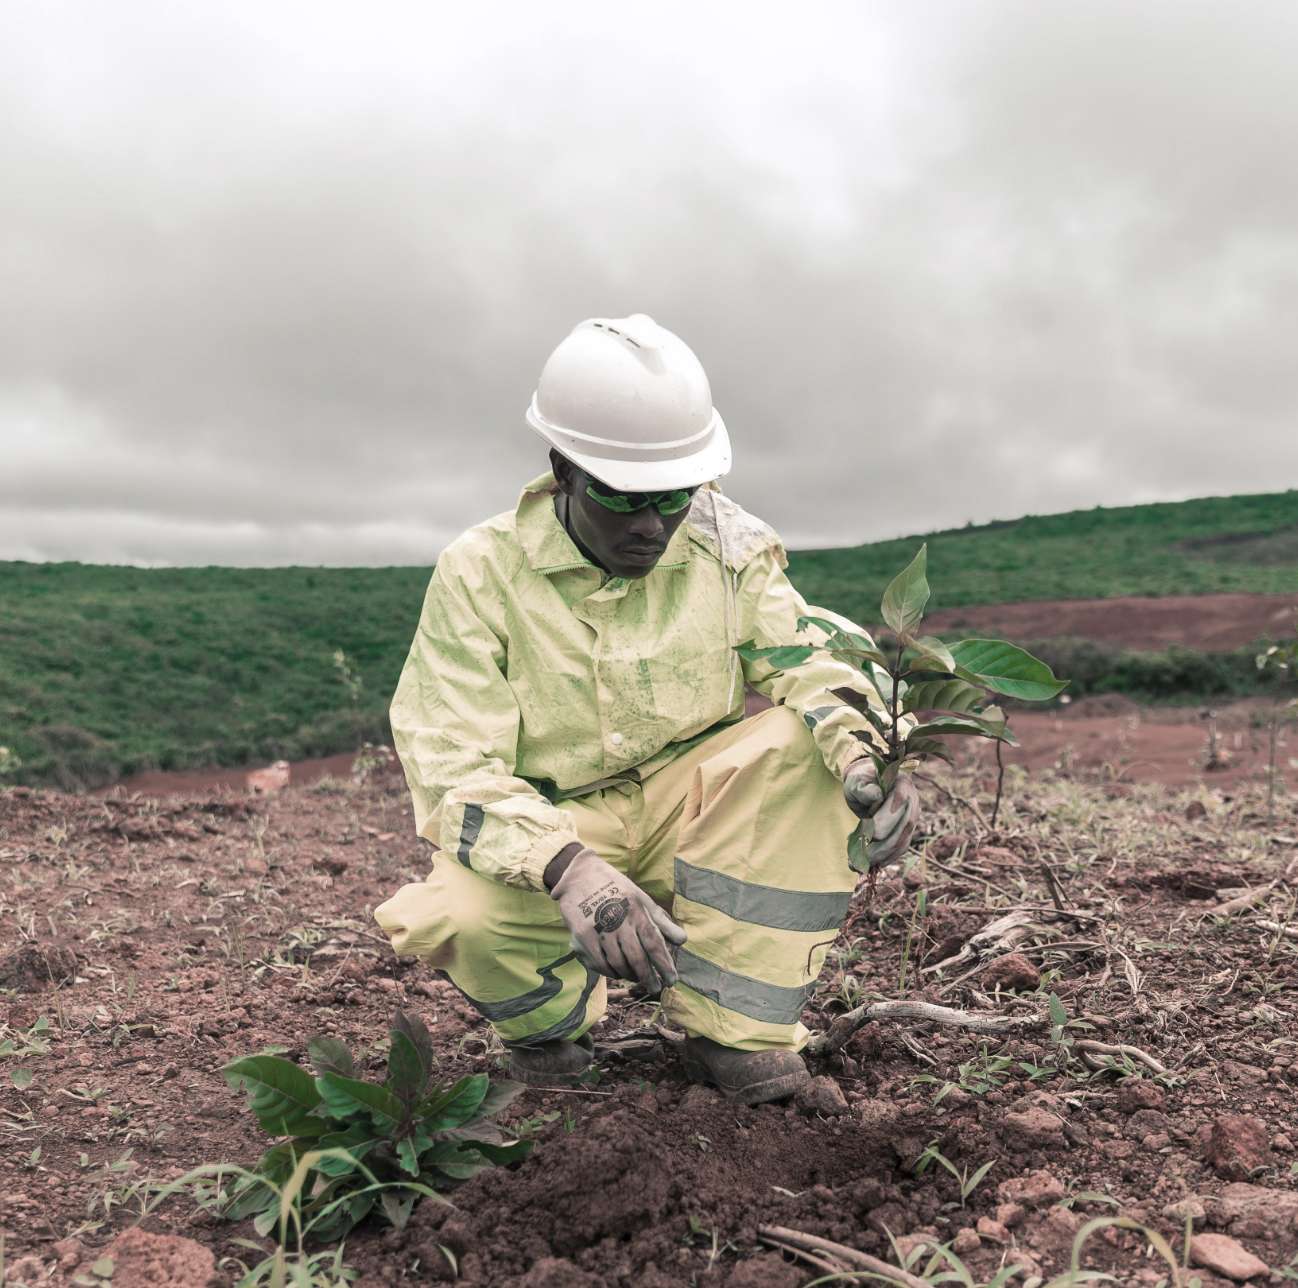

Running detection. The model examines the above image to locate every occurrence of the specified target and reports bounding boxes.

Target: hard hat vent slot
[593,320,642,349]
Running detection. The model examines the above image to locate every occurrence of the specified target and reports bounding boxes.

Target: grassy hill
[3,489,1295,788]
[786,489,1298,625]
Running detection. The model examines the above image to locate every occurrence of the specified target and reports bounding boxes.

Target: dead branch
[1199,882,1275,920]
[1074,1038,1167,1075]
[922,907,1094,977]
[806,997,1048,1057]
[1256,919,1298,940]
[758,1225,932,1288]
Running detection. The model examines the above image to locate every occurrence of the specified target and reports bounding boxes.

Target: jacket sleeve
[389,558,581,892]
[735,548,901,779]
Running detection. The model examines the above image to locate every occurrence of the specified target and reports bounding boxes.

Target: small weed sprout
[912,1141,996,1206]
[1256,634,1298,818]
[737,544,1066,884]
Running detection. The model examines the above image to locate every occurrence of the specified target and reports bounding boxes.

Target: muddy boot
[506,1032,594,1086]
[680,1035,810,1105]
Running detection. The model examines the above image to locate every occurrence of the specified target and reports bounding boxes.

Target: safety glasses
[584,481,696,516]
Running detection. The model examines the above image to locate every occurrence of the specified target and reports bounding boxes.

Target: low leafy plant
[219,1010,531,1241]
[737,543,1067,875]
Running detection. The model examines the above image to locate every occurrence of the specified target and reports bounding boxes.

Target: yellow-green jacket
[390,473,891,892]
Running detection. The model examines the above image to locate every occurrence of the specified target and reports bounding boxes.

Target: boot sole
[507,1059,591,1088]
[679,1048,811,1107]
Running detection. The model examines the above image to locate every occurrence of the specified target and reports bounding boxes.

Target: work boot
[680,1035,810,1105]
[506,1032,594,1086]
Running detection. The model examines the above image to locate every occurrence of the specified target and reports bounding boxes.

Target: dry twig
[806,997,1048,1057]
[758,1225,931,1288]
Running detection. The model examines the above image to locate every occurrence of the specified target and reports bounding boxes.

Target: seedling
[1256,634,1298,819]
[912,1140,995,1205]
[218,1010,531,1241]
[737,544,1066,884]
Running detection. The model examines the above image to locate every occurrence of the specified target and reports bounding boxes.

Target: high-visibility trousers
[374,705,862,1052]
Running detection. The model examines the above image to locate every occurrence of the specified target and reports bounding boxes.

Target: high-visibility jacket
[390,472,890,892]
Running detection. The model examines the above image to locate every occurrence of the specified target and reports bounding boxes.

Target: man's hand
[843,758,920,870]
[548,847,687,992]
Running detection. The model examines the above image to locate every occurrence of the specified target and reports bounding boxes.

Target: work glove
[549,847,687,992]
[843,758,920,870]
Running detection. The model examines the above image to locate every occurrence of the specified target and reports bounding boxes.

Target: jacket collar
[516,472,692,575]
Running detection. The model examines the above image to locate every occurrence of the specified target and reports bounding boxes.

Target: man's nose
[626,507,666,543]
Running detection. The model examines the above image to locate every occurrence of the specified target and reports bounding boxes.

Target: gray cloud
[2,1,1295,565]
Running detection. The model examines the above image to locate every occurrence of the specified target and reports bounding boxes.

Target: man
[375,314,919,1105]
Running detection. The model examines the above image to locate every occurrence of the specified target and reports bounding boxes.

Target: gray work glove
[843,758,920,870]
[549,847,686,992]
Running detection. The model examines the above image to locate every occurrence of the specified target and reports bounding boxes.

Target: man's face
[551,454,698,579]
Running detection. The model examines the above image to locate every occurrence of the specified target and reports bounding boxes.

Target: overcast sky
[3,1,1296,566]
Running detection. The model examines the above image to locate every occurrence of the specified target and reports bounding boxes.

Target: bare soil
[926,592,1298,652]
[4,738,1298,1286]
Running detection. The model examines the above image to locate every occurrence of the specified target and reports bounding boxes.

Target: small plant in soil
[1256,633,1298,818]
[737,543,1067,885]
[215,1010,531,1242]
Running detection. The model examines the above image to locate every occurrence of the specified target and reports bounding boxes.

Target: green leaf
[847,820,874,874]
[316,1073,405,1132]
[314,1125,382,1175]
[477,1079,527,1119]
[223,1055,324,1136]
[829,686,887,734]
[950,639,1068,701]
[1048,992,1068,1027]
[386,1031,428,1106]
[909,635,956,673]
[420,1073,490,1130]
[425,1140,492,1180]
[734,641,815,669]
[905,714,1018,745]
[397,1134,421,1177]
[307,1036,355,1079]
[11,1067,33,1090]
[90,1257,115,1277]
[903,738,956,765]
[379,1190,416,1230]
[902,678,987,715]
[463,1138,533,1165]
[797,615,888,664]
[391,1011,434,1087]
[880,545,930,639]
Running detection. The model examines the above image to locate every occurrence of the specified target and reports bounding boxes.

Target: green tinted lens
[653,490,693,515]
[585,484,639,513]
[585,483,695,515]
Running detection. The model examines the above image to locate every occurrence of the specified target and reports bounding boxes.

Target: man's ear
[549,449,577,494]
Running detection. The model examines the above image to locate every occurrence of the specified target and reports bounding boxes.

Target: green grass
[2,489,1296,789]
[0,563,428,788]
[787,488,1298,623]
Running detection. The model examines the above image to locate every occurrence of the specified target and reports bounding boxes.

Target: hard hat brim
[526,402,732,492]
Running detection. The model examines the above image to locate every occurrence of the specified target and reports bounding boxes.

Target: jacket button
[610,732,624,746]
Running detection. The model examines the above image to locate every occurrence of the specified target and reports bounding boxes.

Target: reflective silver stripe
[674,858,850,933]
[673,947,816,1026]
[458,952,597,1035]
[456,804,485,867]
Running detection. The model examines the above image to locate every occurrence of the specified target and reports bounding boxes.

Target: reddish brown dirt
[927,592,1298,651]
[975,696,1295,791]
[104,751,359,798]
[3,756,1297,1286]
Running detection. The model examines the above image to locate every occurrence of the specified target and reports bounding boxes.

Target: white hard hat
[525,314,732,491]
